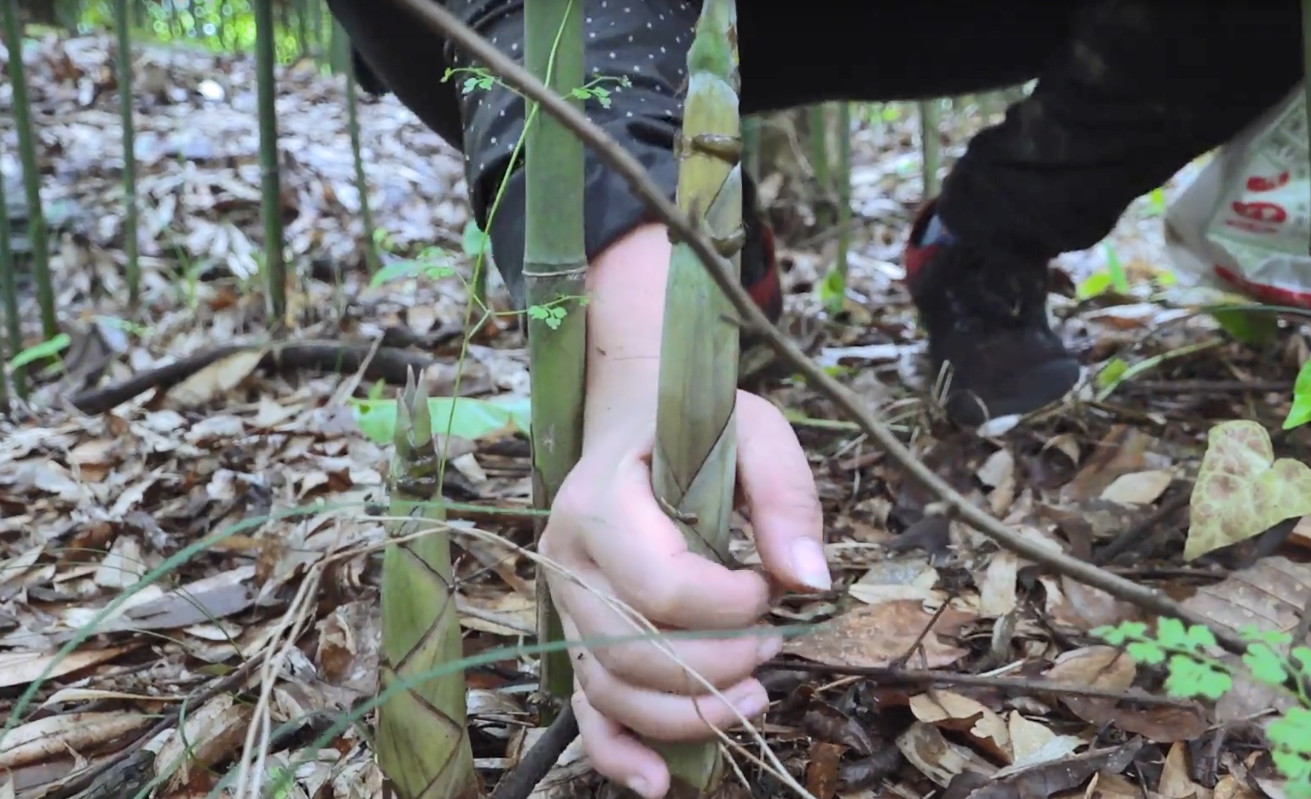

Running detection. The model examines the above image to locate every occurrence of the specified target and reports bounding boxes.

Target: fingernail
[625,776,653,797]
[730,684,770,718]
[757,634,784,662]
[790,538,832,591]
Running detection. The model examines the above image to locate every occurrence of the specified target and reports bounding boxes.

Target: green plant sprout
[1076,242,1132,299]
[446,65,630,110]
[1095,620,1311,798]
[1285,359,1311,430]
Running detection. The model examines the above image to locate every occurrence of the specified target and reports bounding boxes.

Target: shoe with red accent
[740,173,784,325]
[741,212,783,324]
[904,200,1080,426]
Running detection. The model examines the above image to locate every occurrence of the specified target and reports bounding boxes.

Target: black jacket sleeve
[327,0,701,309]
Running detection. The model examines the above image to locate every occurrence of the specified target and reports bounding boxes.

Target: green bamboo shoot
[0,0,57,340]
[114,0,140,307]
[376,371,479,799]
[650,0,742,793]
[523,0,587,710]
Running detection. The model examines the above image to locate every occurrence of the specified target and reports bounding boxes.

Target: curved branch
[379,0,1247,658]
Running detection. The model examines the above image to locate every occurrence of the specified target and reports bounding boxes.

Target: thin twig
[767,659,1196,707]
[1093,488,1191,565]
[383,0,1252,658]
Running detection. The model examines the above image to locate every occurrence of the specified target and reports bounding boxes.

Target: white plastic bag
[1165,85,1311,307]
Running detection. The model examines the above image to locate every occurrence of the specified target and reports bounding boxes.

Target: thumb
[735,392,830,592]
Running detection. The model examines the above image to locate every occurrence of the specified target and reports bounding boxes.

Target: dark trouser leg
[908,0,1304,425]
[937,0,1303,259]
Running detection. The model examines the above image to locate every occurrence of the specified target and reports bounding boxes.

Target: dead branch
[68,339,441,414]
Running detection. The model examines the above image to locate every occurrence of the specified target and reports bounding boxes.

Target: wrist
[581,223,671,453]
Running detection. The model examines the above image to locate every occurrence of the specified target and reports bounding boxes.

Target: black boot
[904,201,1080,426]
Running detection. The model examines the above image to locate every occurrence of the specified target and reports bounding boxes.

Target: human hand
[539,391,829,798]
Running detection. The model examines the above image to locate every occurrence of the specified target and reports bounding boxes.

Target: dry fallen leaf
[896,721,997,788]
[0,645,136,689]
[909,690,1011,762]
[165,347,266,407]
[1100,469,1172,505]
[783,601,975,669]
[0,711,153,770]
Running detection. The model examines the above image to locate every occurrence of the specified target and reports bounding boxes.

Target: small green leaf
[9,333,71,370]
[1155,617,1188,648]
[1103,243,1130,294]
[463,220,492,261]
[1243,642,1290,685]
[351,394,532,445]
[1212,307,1278,349]
[818,269,846,315]
[1077,270,1113,300]
[1163,654,1230,700]
[1272,749,1311,784]
[1285,359,1311,430]
[1096,357,1129,391]
[1125,639,1166,665]
[1183,624,1217,652]
[1094,620,1147,646]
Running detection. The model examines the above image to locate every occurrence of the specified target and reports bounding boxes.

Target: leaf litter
[2,33,1311,799]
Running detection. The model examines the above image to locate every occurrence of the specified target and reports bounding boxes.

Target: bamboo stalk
[344,52,380,272]
[0,0,57,340]
[918,99,941,199]
[113,0,141,308]
[523,0,587,711]
[832,102,852,314]
[253,0,287,325]
[649,0,742,793]
[0,166,22,401]
[810,103,832,229]
[376,371,479,799]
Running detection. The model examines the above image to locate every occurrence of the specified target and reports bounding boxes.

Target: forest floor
[2,32,1310,799]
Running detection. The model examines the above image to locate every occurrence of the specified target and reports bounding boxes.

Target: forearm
[582,224,672,454]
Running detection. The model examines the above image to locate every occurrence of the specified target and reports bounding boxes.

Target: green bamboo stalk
[649,0,741,793]
[831,102,851,315]
[0,169,22,401]
[523,0,586,710]
[165,0,179,40]
[1,0,57,340]
[0,183,11,407]
[309,0,324,62]
[809,103,832,229]
[114,0,140,308]
[344,50,379,272]
[918,99,941,199]
[253,0,287,324]
[296,0,309,57]
[376,370,479,799]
